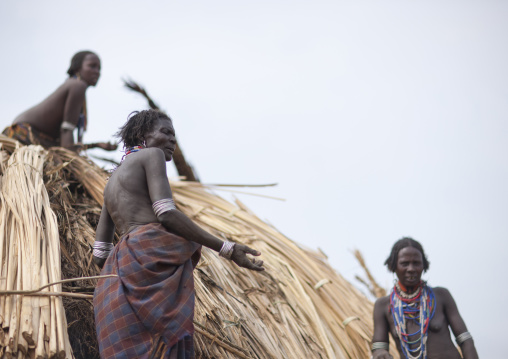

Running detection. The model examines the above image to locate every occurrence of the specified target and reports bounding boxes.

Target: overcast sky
[1,1,506,356]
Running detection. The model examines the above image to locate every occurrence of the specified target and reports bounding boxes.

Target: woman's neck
[398,281,421,294]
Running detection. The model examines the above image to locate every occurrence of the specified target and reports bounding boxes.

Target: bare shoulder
[432,286,454,303]
[67,77,87,88]
[374,295,390,312]
[62,78,87,93]
[375,295,390,305]
[131,148,167,171]
[137,147,165,161]
[115,148,165,170]
[432,286,451,296]
[140,147,165,156]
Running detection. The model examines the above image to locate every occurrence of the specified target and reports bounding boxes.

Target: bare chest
[386,298,450,353]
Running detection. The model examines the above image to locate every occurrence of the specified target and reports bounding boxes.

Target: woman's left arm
[440,287,479,359]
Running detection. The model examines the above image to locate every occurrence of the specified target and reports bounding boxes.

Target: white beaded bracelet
[219,241,235,260]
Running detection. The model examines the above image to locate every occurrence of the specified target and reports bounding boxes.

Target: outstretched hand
[231,244,265,271]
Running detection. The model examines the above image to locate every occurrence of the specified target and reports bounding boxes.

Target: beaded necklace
[122,145,144,161]
[395,281,422,300]
[109,145,145,175]
[390,281,436,359]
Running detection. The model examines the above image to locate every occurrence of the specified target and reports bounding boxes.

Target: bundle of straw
[172,182,394,358]
[0,145,73,358]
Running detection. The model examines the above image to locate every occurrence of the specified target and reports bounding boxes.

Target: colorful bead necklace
[109,145,145,175]
[125,145,144,156]
[395,281,422,300]
[390,281,436,359]
[121,145,144,161]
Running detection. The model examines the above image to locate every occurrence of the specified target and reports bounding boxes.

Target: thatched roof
[0,137,399,358]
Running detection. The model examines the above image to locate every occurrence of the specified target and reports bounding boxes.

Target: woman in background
[3,50,116,151]
[372,237,478,359]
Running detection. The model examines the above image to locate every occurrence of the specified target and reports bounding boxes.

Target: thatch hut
[0,136,398,358]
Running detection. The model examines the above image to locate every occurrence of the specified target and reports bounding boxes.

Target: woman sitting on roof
[3,50,116,152]
[372,237,478,359]
[92,109,264,358]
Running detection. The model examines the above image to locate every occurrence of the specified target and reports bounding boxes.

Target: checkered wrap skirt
[94,223,202,359]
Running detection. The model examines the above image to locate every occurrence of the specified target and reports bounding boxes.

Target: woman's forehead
[84,53,100,63]
[151,117,174,132]
[398,246,422,259]
[158,117,173,126]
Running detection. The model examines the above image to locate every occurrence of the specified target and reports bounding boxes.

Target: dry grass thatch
[0,136,399,358]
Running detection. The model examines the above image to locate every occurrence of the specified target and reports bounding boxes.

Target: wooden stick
[0,292,94,300]
[0,275,117,296]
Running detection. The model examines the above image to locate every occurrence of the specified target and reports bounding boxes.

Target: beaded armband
[93,241,114,259]
[219,241,236,260]
[61,121,77,131]
[371,342,389,352]
[152,198,176,217]
[456,331,473,346]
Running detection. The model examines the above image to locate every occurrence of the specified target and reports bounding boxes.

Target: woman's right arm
[144,149,264,272]
[372,298,393,359]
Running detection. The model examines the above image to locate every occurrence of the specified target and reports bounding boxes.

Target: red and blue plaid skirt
[94,223,201,359]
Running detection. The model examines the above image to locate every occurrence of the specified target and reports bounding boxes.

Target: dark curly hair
[116,109,172,148]
[67,50,99,77]
[384,237,430,273]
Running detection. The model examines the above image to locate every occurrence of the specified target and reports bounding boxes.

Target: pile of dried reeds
[0,144,73,358]
[0,136,399,358]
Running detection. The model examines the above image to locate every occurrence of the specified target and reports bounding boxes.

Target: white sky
[1,1,506,356]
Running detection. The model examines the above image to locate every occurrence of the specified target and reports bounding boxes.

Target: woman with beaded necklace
[372,237,478,359]
[92,109,264,358]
